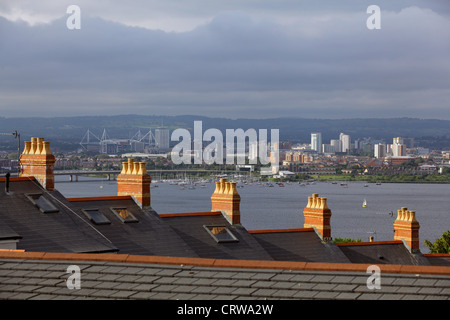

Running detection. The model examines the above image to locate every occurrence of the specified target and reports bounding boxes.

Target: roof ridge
[159,211,222,218]
[67,196,133,202]
[1,250,449,276]
[336,240,403,247]
[249,228,314,234]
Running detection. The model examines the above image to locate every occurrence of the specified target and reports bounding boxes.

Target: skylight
[110,208,138,223]
[25,193,59,213]
[204,225,239,243]
[82,209,111,225]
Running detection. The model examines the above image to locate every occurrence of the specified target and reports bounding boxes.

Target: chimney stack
[211,178,241,224]
[303,193,332,241]
[19,137,55,190]
[393,207,421,252]
[117,158,151,209]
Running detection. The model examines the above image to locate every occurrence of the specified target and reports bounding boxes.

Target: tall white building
[392,137,405,156]
[339,133,351,153]
[311,133,322,153]
[374,144,386,158]
[155,129,170,149]
[330,139,341,153]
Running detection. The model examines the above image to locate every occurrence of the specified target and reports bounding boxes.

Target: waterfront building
[155,129,170,149]
[374,143,386,158]
[310,133,322,153]
[339,133,351,153]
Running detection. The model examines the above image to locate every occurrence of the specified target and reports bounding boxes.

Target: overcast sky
[0,0,449,119]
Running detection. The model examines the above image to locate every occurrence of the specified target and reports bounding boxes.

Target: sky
[0,0,449,119]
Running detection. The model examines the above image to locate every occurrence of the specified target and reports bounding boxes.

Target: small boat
[340,183,348,187]
[376,182,381,185]
[362,199,367,208]
[364,184,369,187]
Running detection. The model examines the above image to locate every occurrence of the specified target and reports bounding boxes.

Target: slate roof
[425,255,450,267]
[66,197,198,258]
[1,178,449,268]
[0,254,449,300]
[250,229,350,263]
[160,212,274,261]
[336,241,425,266]
[0,178,117,254]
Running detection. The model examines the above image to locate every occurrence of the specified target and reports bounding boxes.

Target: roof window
[25,193,59,213]
[110,208,139,223]
[204,225,239,243]
[82,209,111,225]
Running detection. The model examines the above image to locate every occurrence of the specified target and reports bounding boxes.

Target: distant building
[392,137,405,157]
[330,139,341,153]
[311,133,322,153]
[155,129,170,149]
[374,143,386,158]
[339,133,351,153]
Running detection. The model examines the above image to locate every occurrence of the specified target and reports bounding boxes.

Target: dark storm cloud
[0,1,449,119]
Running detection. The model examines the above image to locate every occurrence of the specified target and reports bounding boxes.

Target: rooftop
[0,251,449,301]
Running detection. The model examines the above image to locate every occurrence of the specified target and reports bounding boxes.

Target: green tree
[424,230,450,254]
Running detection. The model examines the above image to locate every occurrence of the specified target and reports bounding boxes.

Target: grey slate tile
[272,289,298,299]
[357,293,384,300]
[230,279,256,288]
[152,284,179,293]
[252,280,275,289]
[211,286,237,295]
[211,279,237,287]
[109,290,138,299]
[312,283,338,291]
[7,292,38,300]
[435,279,450,287]
[335,292,362,300]
[292,290,318,299]
[392,277,417,286]
[191,277,218,286]
[89,289,120,298]
[313,291,340,299]
[332,283,359,292]
[252,288,279,298]
[230,287,258,296]
[417,287,443,295]
[190,294,219,300]
[270,281,297,289]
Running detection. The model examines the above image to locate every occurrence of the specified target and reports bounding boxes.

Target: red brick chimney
[303,193,332,241]
[211,178,241,224]
[394,207,420,252]
[19,137,55,190]
[117,158,151,209]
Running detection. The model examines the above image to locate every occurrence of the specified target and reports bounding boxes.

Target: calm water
[55,176,450,253]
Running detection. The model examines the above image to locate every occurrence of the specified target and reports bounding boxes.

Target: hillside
[0,115,449,150]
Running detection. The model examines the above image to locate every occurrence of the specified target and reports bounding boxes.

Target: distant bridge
[53,169,242,182]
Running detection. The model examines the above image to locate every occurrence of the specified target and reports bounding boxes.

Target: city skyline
[0,1,449,120]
